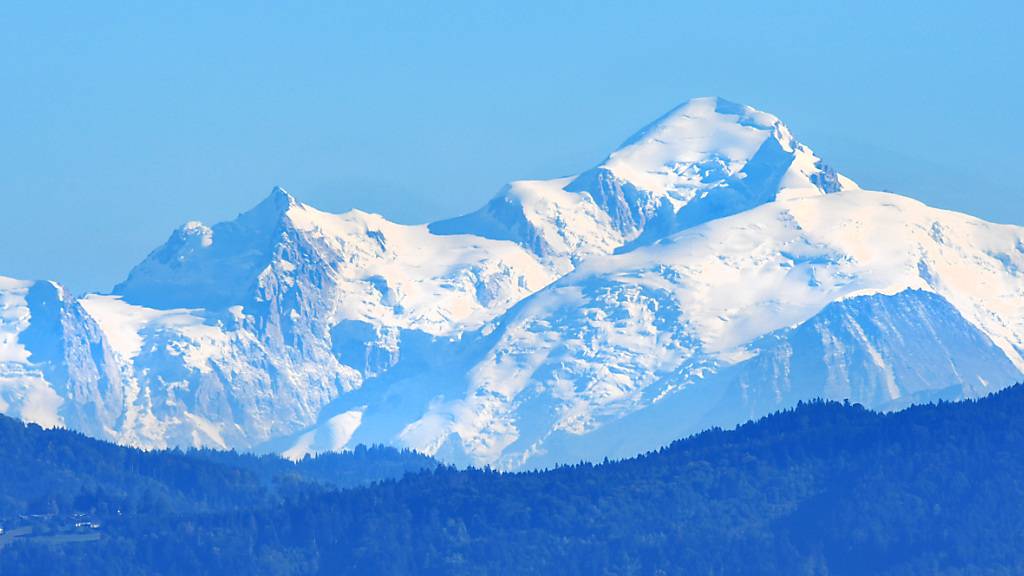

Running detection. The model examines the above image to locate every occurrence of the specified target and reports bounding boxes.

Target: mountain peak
[432,97,855,261]
[557,97,849,240]
[614,96,785,155]
[654,96,751,119]
[229,186,302,233]
[257,186,298,213]
[112,187,303,309]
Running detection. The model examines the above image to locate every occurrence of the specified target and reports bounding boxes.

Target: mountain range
[2,97,1022,469]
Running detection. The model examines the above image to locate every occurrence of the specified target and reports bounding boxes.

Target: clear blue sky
[2,1,1021,293]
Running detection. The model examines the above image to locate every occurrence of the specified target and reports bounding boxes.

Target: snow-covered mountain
[383,190,1024,467]
[431,97,856,269]
[2,97,1021,468]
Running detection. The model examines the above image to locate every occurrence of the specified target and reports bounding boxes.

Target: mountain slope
[367,190,1024,467]
[0,278,125,438]
[75,187,555,450]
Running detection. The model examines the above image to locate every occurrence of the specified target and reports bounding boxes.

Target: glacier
[2,96,1022,468]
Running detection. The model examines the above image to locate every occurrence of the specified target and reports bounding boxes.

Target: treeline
[4,386,1024,575]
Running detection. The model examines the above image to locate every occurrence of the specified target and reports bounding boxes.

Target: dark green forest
[0,417,435,525]
[4,385,1024,575]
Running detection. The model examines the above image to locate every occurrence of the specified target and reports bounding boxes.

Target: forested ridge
[0,416,435,520]
[4,385,1024,575]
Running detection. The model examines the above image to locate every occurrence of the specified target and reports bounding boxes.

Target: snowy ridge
[117,186,555,336]
[386,190,1024,467]
[46,186,557,451]
[431,97,856,267]
[1,97,1022,467]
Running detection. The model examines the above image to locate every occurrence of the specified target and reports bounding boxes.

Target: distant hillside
[0,414,435,522]
[3,384,1024,574]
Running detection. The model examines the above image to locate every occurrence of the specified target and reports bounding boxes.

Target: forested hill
[5,385,1024,575]
[0,415,436,520]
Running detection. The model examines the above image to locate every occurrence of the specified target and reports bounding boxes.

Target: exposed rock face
[0,279,124,438]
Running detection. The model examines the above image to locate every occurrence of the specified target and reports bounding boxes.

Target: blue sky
[2,1,1021,293]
